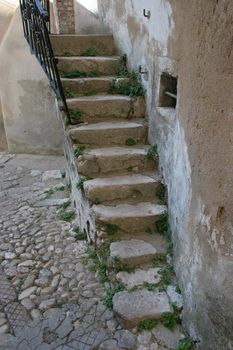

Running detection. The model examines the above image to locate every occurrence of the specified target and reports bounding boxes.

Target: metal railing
[19,0,70,122]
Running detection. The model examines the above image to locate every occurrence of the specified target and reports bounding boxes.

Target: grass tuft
[58,209,76,222]
[147,145,158,160]
[104,224,119,235]
[102,283,125,309]
[125,138,137,146]
[76,176,92,191]
[137,319,158,331]
[81,48,97,57]
[74,145,85,158]
[177,339,193,350]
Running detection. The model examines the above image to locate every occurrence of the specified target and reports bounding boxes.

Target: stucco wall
[0,6,63,155]
[98,1,233,349]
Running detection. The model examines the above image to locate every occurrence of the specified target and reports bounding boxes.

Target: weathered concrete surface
[116,267,161,288]
[0,7,63,155]
[98,1,233,348]
[113,290,171,328]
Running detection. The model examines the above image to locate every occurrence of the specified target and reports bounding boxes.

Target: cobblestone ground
[0,154,181,350]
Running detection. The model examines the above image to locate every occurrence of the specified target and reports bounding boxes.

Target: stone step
[50,34,117,56]
[110,239,161,267]
[93,203,167,234]
[84,173,162,203]
[58,56,121,76]
[116,267,162,289]
[67,95,145,122]
[77,146,155,177]
[69,120,147,147]
[112,289,172,328]
[61,77,123,96]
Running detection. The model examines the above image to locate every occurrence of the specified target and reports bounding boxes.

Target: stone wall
[97,1,233,349]
[53,0,75,33]
[0,5,63,155]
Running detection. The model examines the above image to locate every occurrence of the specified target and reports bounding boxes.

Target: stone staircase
[51,34,176,328]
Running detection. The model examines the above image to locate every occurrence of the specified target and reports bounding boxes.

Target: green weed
[81,48,97,56]
[110,71,145,97]
[125,138,137,146]
[137,319,158,331]
[147,145,158,160]
[104,224,119,235]
[65,88,75,98]
[58,209,76,222]
[112,256,135,273]
[70,109,82,122]
[74,145,85,158]
[74,227,86,241]
[156,185,166,205]
[177,338,193,350]
[102,283,125,309]
[76,176,92,191]
[161,311,180,330]
[63,51,72,57]
[155,213,169,235]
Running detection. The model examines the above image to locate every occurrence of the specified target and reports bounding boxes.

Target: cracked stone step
[69,120,147,147]
[66,95,145,121]
[84,173,162,203]
[61,77,127,96]
[77,146,156,177]
[116,267,162,288]
[110,239,160,266]
[50,34,117,56]
[93,203,167,234]
[112,289,172,328]
[58,56,121,76]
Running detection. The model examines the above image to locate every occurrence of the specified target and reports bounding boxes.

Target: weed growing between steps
[69,109,82,123]
[73,227,87,241]
[81,48,97,56]
[63,51,72,57]
[177,338,194,350]
[83,89,96,96]
[147,145,158,160]
[125,138,137,146]
[103,224,119,235]
[76,176,92,191]
[156,184,167,205]
[61,70,101,78]
[65,88,75,98]
[110,71,145,97]
[101,283,125,309]
[137,319,159,331]
[44,185,66,198]
[74,145,85,158]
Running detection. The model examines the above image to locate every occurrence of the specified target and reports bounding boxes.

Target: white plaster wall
[0,6,63,154]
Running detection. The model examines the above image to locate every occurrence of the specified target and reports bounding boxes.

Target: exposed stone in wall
[53,0,75,34]
[97,1,233,349]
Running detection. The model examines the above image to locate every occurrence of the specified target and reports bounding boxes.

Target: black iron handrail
[19,0,70,122]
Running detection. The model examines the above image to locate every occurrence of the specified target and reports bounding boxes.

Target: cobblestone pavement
[0,154,181,350]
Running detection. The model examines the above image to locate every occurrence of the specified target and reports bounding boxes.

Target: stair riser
[58,58,121,76]
[67,97,146,121]
[84,181,160,203]
[50,35,117,56]
[69,125,147,147]
[62,79,113,96]
[96,214,165,235]
[77,154,156,177]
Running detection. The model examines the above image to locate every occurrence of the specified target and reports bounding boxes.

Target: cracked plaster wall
[97,1,233,349]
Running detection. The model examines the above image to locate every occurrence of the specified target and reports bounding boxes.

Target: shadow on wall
[74,0,110,34]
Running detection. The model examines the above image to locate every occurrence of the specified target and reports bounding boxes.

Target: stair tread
[84,145,149,157]
[112,289,172,327]
[70,120,145,131]
[58,56,120,61]
[51,34,114,38]
[93,202,166,219]
[116,267,162,288]
[84,173,161,188]
[61,76,117,82]
[110,239,157,260]
[67,95,132,102]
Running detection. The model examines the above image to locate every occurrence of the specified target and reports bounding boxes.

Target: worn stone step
[84,173,162,203]
[69,120,147,147]
[67,95,145,121]
[110,239,161,266]
[61,77,123,96]
[50,34,117,56]
[116,267,162,289]
[77,146,155,177]
[58,56,121,76]
[93,203,167,234]
[112,289,172,328]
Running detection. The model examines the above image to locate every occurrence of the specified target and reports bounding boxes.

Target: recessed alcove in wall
[158,73,177,108]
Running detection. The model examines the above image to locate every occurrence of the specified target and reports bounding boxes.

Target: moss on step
[110,71,145,97]
[69,109,82,122]
[125,138,137,146]
[61,70,101,78]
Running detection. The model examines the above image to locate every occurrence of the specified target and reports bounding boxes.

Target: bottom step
[113,289,172,328]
